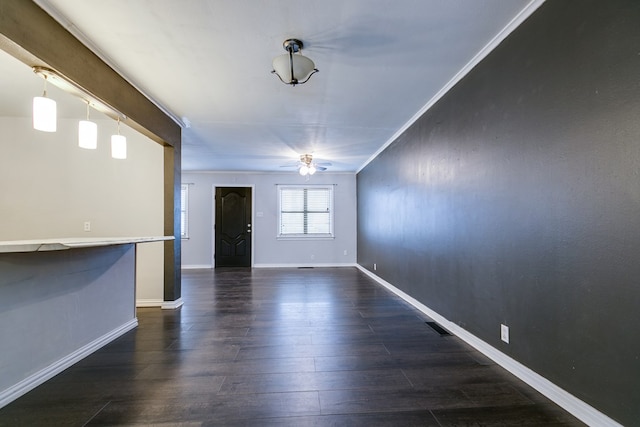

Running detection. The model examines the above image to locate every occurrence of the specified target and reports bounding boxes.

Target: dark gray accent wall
[357,1,640,425]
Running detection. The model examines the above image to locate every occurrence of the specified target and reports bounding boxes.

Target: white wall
[0,117,164,303]
[181,172,357,268]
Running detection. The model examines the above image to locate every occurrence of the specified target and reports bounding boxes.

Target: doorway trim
[211,184,255,268]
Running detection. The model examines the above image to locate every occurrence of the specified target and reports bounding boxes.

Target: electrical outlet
[83,221,91,232]
[501,324,510,343]
[373,263,377,271]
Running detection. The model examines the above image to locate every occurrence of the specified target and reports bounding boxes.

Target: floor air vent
[426,321,451,336]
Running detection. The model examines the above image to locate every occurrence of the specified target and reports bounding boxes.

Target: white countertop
[0,236,174,253]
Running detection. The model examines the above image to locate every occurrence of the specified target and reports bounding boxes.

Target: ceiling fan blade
[315,162,332,166]
[279,162,301,168]
[315,166,327,171]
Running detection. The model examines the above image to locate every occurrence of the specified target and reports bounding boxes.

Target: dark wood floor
[0,267,585,426]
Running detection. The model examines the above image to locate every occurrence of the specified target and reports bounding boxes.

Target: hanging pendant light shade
[111,135,126,159]
[111,118,127,159]
[33,75,57,132]
[272,39,318,86]
[78,102,97,149]
[33,97,57,132]
[79,121,98,149]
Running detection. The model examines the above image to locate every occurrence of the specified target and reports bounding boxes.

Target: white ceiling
[2,0,540,172]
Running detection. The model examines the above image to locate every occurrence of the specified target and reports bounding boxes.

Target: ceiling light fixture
[299,164,317,176]
[32,66,126,120]
[272,39,318,86]
[32,73,57,132]
[111,117,127,159]
[32,66,128,158]
[78,101,97,149]
[298,154,318,176]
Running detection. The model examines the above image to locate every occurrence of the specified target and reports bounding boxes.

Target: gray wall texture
[0,245,136,404]
[356,1,640,425]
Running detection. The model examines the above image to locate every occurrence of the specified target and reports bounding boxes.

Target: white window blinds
[278,185,334,238]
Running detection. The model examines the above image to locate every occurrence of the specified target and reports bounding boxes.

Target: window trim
[180,184,189,239]
[277,184,334,240]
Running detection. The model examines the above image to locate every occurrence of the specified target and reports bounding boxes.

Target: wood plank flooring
[0,267,585,426]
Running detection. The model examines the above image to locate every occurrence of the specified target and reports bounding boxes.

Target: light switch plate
[501,324,509,343]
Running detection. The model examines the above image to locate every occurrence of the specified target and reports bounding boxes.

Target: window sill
[277,235,335,241]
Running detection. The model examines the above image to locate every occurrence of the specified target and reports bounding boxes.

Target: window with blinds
[180,184,189,239]
[278,185,334,238]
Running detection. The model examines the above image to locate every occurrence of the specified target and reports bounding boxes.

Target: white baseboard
[181,264,213,269]
[0,319,137,409]
[136,298,163,307]
[181,263,358,269]
[137,298,184,310]
[162,297,184,310]
[253,263,358,268]
[355,265,622,427]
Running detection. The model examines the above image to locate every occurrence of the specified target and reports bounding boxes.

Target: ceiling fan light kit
[272,39,318,86]
[299,164,316,176]
[297,154,330,176]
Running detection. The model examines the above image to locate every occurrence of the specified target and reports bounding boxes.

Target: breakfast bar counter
[0,236,173,408]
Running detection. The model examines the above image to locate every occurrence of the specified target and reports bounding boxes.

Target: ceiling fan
[282,154,332,176]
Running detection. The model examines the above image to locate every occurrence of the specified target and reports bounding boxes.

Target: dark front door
[215,187,252,267]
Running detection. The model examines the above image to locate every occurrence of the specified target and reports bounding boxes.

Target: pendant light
[78,101,97,149]
[32,74,57,132]
[111,117,127,159]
